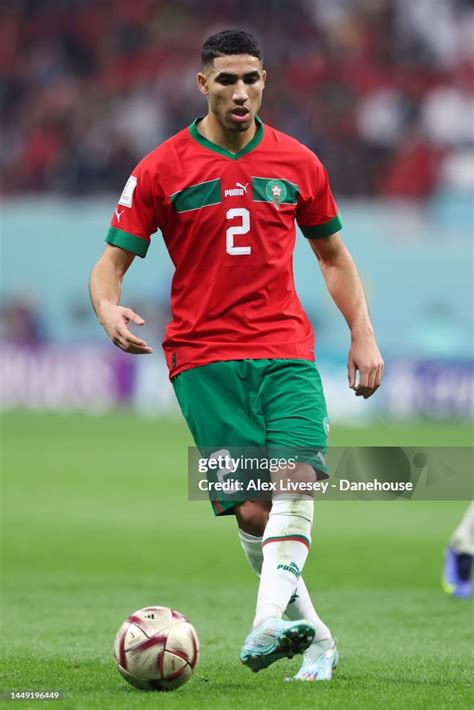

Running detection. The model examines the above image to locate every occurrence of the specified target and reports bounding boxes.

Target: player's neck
[198,114,257,155]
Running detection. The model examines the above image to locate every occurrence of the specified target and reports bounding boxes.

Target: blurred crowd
[1,0,473,197]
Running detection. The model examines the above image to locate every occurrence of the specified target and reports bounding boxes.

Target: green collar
[188,116,264,159]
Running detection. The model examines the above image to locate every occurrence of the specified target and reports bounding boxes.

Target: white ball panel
[162,649,187,678]
[127,645,162,680]
[123,624,148,651]
[113,621,147,667]
[128,606,173,636]
[159,660,192,691]
[165,622,199,666]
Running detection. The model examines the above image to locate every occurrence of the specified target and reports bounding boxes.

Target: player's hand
[99,303,153,355]
[348,336,384,399]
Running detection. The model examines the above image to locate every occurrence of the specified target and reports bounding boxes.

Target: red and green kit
[106,117,342,377]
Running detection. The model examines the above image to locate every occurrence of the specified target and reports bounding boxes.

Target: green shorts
[172,359,329,516]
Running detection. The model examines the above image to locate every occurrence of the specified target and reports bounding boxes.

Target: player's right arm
[89,244,153,354]
[90,159,162,354]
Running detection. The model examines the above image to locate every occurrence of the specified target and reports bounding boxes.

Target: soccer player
[90,29,384,681]
[442,503,473,598]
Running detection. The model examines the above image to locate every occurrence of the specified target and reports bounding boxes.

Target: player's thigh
[173,361,268,517]
[259,359,329,474]
[172,360,266,448]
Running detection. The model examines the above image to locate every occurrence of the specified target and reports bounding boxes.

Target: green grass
[1,413,473,709]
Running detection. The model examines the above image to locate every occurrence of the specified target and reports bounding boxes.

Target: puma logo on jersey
[225,181,249,197]
[115,208,125,222]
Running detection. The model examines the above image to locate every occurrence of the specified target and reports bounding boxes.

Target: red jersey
[106,118,342,377]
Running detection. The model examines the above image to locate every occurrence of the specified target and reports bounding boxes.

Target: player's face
[198,55,266,133]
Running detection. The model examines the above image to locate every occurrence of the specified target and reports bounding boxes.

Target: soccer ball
[113,606,199,691]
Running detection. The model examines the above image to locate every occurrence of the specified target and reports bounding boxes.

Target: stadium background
[1,1,473,708]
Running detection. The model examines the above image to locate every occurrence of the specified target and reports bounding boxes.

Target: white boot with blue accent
[240,618,315,673]
[287,638,338,681]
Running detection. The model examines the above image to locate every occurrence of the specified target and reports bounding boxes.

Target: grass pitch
[1,413,473,709]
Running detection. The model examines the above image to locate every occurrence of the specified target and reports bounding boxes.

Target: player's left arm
[308,232,384,398]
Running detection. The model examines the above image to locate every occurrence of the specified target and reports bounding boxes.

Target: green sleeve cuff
[106,227,150,258]
[300,212,343,239]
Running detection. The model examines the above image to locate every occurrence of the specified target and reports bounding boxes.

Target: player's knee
[235,500,271,536]
[274,461,317,490]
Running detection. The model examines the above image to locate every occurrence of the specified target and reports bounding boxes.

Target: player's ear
[261,69,267,90]
[197,72,208,96]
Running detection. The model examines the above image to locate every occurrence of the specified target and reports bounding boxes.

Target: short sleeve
[105,159,163,258]
[296,154,342,239]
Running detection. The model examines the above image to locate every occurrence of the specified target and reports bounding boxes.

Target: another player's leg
[238,506,337,680]
[443,502,474,598]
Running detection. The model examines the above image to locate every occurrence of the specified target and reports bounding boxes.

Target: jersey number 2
[226,208,251,255]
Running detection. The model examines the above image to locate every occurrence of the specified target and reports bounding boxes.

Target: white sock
[253,496,313,628]
[451,503,474,556]
[239,528,332,642]
[285,579,332,642]
[238,529,264,577]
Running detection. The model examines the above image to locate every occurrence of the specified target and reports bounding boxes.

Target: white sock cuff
[269,496,314,525]
[238,529,263,553]
[263,497,313,549]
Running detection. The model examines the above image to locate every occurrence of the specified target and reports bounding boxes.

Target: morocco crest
[265,179,287,210]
